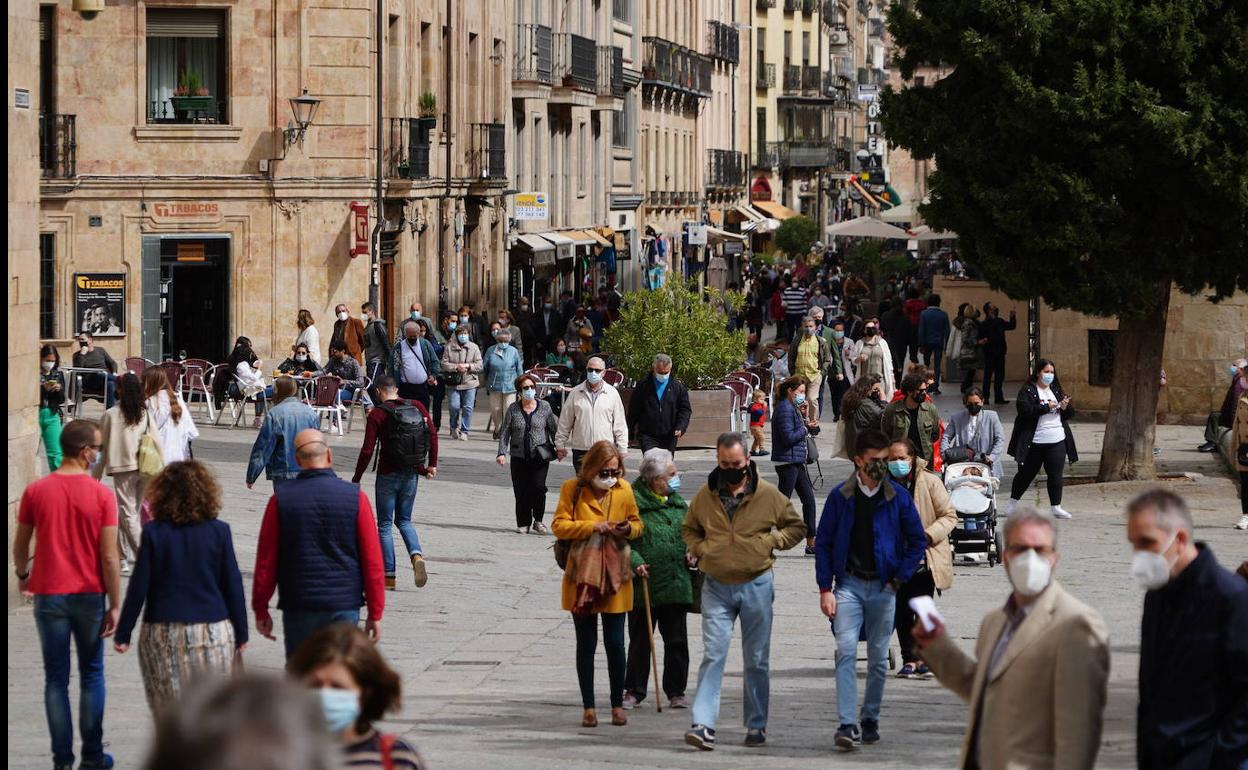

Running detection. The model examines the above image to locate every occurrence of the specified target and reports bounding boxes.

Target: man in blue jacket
[916,294,950,395]
[815,429,926,751]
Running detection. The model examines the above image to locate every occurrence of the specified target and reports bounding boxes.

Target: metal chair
[344,376,373,434]
[215,372,269,428]
[309,375,346,436]
[720,378,753,433]
[729,369,761,390]
[124,357,154,375]
[184,364,217,422]
[159,361,184,394]
[603,368,626,388]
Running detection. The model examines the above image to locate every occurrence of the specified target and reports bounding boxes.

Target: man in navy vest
[252,428,386,659]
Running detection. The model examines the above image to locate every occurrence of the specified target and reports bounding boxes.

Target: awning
[911,226,958,241]
[752,200,800,220]
[516,233,554,252]
[539,231,576,261]
[742,218,782,234]
[706,226,747,244]
[878,201,917,223]
[708,210,724,225]
[733,204,764,223]
[562,230,598,246]
[825,216,911,239]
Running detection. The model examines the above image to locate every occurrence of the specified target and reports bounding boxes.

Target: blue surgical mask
[521,387,537,401]
[794,393,806,405]
[317,688,360,734]
[832,330,845,340]
[1231,364,1241,378]
[457,334,470,344]
[1040,372,1055,385]
[586,371,603,385]
[654,372,669,383]
[410,311,421,321]
[887,459,912,478]
[667,475,682,492]
[459,315,469,323]
[447,320,458,331]
[496,341,509,349]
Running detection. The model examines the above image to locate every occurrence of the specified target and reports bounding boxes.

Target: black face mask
[864,327,877,337]
[719,465,747,486]
[966,403,983,415]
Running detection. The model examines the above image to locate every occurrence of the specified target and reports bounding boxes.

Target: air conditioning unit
[829,30,849,46]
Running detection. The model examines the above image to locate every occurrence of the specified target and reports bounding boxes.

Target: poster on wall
[74,273,126,336]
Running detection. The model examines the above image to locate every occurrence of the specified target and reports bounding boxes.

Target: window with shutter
[145,8,228,124]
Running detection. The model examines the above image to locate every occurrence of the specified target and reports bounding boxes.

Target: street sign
[857,84,879,102]
[686,224,707,246]
[515,192,548,220]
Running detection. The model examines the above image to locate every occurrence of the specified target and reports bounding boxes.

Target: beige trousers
[112,470,147,563]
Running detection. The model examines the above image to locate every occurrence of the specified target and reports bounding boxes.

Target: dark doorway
[158,236,229,362]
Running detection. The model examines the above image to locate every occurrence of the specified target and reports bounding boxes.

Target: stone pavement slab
[7,389,1243,769]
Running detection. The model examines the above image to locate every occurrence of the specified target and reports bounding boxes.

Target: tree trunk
[1097,282,1171,482]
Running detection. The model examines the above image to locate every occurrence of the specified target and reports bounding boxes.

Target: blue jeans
[33,593,107,767]
[448,387,476,434]
[282,609,361,660]
[691,571,774,730]
[376,471,422,574]
[832,575,897,725]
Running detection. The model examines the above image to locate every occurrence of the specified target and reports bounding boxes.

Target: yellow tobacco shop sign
[76,276,125,290]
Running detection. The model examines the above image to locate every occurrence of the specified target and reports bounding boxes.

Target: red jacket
[903,298,926,328]
[352,399,438,482]
[252,490,385,624]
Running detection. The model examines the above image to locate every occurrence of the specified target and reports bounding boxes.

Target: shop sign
[614,231,631,261]
[515,192,549,221]
[74,273,126,337]
[857,84,879,102]
[350,202,370,258]
[176,242,206,262]
[750,177,772,202]
[150,202,221,222]
[686,224,708,246]
[723,241,744,255]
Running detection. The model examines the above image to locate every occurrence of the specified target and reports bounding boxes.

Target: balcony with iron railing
[468,123,506,182]
[802,65,822,94]
[801,0,817,12]
[40,113,76,179]
[706,149,746,189]
[597,45,626,98]
[147,97,228,125]
[756,0,776,8]
[642,37,712,97]
[756,62,776,89]
[778,141,837,169]
[782,64,802,94]
[553,33,597,92]
[386,118,432,179]
[707,21,740,64]
[754,142,780,169]
[784,0,800,12]
[513,23,554,84]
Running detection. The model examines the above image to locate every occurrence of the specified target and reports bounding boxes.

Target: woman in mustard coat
[552,440,643,729]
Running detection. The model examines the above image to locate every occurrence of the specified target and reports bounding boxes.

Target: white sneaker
[1003,498,1019,516]
[1235,514,1248,531]
[1051,505,1072,519]
[458,432,469,441]
[120,561,133,577]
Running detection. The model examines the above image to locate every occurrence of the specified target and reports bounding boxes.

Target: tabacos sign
[151,202,221,219]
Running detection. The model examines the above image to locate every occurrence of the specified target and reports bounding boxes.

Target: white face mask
[1130,532,1178,591]
[1006,547,1053,597]
[337,311,349,322]
[42,360,55,372]
[295,354,307,362]
[592,475,619,490]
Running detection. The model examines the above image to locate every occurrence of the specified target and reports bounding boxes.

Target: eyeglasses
[597,469,622,479]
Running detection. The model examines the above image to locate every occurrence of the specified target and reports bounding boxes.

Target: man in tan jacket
[555,356,628,472]
[913,505,1110,770]
[681,432,805,751]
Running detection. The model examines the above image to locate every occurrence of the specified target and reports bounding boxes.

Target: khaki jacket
[682,464,806,584]
[921,581,1110,770]
[555,381,628,454]
[909,460,958,591]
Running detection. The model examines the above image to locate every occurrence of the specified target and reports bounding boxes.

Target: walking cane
[642,576,662,713]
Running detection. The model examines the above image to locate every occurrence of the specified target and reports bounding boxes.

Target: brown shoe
[384,575,397,591]
[581,708,598,728]
[611,707,628,726]
[411,554,428,588]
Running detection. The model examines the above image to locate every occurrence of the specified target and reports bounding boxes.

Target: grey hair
[638,448,674,482]
[1002,504,1058,548]
[716,432,747,453]
[652,353,673,368]
[1126,488,1193,534]
[400,318,420,332]
[495,327,512,340]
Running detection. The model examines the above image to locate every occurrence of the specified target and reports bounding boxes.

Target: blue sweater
[116,519,248,646]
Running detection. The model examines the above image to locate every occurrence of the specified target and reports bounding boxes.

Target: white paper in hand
[909,595,945,632]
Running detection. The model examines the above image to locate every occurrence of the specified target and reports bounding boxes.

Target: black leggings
[1240,471,1247,514]
[573,612,626,709]
[1010,441,1067,506]
[777,462,817,536]
[509,456,550,527]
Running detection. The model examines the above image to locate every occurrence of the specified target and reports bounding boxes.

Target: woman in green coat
[621,448,693,710]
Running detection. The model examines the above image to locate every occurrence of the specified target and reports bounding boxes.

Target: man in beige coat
[555,356,628,472]
[913,505,1110,770]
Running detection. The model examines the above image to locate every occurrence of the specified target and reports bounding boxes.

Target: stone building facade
[37,0,508,368]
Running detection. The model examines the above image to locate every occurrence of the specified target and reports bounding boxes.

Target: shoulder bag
[553,483,584,570]
[137,413,165,480]
[441,344,466,387]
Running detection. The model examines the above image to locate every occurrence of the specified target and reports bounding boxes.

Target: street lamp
[284,89,321,149]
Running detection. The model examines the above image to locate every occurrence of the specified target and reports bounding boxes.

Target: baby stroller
[944,461,1002,566]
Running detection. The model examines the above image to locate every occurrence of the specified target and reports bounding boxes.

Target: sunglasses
[587,367,605,373]
[597,469,622,479]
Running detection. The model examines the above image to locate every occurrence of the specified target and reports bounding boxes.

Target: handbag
[137,413,165,480]
[535,443,556,462]
[805,433,820,465]
[553,484,584,570]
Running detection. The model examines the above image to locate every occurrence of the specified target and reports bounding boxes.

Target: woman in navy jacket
[114,460,247,715]
[772,375,821,554]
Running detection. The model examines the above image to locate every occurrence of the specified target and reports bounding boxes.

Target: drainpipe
[442,0,453,308]
[370,0,383,310]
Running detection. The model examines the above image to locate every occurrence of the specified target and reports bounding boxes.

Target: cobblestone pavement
[8,387,1243,769]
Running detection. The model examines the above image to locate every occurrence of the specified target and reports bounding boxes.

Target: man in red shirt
[252,428,386,659]
[13,419,122,770]
[352,375,438,591]
[902,288,926,366]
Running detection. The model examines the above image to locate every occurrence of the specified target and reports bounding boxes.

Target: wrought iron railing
[756,62,776,89]
[642,37,712,96]
[802,65,822,93]
[756,0,776,8]
[386,118,432,178]
[783,64,802,93]
[39,113,76,178]
[147,97,227,124]
[554,33,597,91]
[779,141,836,168]
[784,0,800,11]
[707,21,739,64]
[469,123,506,181]
[514,23,553,84]
[706,149,746,189]
[754,142,780,168]
[597,45,626,97]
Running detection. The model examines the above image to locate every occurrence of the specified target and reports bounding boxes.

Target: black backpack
[376,402,430,468]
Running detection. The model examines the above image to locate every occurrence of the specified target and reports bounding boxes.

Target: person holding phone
[1005,359,1077,519]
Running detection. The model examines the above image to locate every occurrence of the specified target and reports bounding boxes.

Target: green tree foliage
[774,215,821,259]
[603,278,745,388]
[845,240,913,299]
[882,0,1248,480]
[882,0,1247,312]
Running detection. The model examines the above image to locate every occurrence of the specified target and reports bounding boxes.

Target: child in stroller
[944,461,1003,566]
